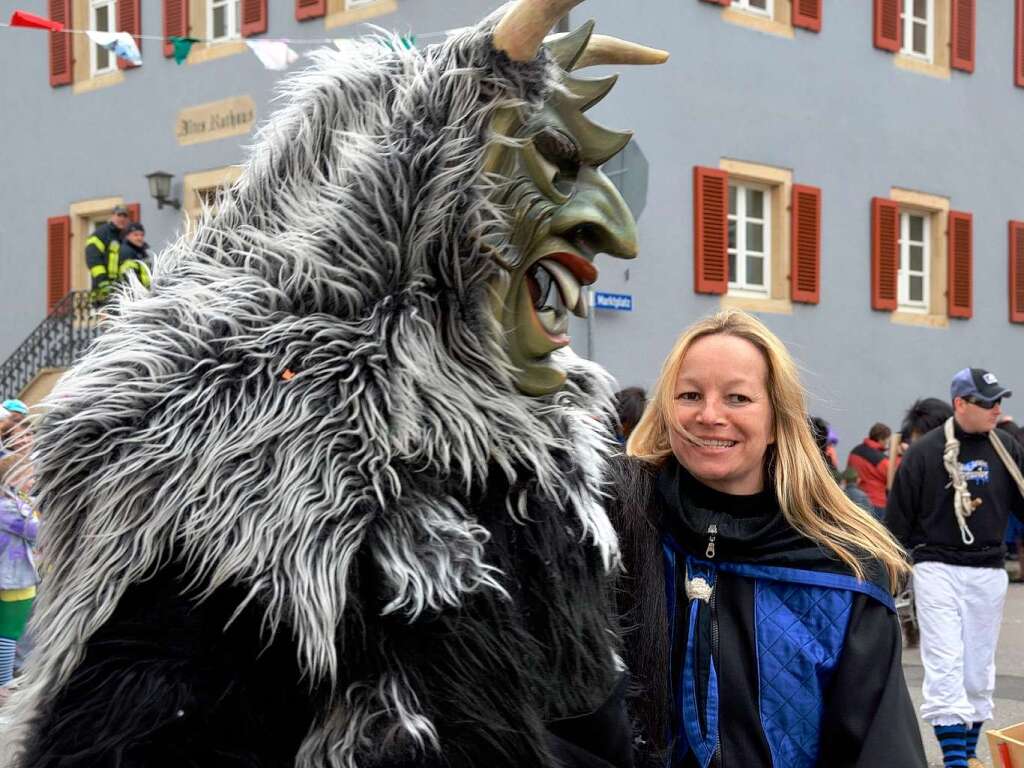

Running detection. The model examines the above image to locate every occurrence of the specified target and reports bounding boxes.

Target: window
[326,0,398,30]
[90,0,116,76]
[731,0,772,17]
[728,183,771,297]
[209,0,241,42]
[901,0,933,61]
[898,211,930,312]
[184,166,244,227]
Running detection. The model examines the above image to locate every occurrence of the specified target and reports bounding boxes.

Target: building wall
[3,0,1022,455]
[572,0,1024,452]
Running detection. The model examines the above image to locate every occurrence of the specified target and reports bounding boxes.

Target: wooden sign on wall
[176,96,256,146]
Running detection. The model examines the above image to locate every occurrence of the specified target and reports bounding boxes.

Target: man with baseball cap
[887,368,1024,768]
[85,205,131,303]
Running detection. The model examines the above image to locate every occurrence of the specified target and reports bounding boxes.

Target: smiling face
[668,333,775,495]
[486,25,640,396]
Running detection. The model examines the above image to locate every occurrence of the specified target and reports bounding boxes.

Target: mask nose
[548,166,638,260]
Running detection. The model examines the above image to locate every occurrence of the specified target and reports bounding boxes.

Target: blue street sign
[592,292,633,312]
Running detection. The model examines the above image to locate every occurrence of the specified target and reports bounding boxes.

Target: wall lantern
[145,171,181,210]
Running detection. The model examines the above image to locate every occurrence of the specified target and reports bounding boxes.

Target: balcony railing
[0,292,102,399]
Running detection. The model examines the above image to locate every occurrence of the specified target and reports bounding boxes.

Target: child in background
[0,409,38,702]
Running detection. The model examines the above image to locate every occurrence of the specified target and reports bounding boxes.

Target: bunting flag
[2,9,472,73]
[245,40,299,71]
[85,30,143,67]
[8,10,63,31]
[169,35,201,65]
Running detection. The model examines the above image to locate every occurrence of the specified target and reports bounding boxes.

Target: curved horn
[573,34,670,70]
[492,0,583,62]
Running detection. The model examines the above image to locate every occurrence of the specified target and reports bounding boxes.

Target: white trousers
[913,561,1009,725]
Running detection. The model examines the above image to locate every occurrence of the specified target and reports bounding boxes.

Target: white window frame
[898,210,930,313]
[728,182,772,298]
[345,0,379,9]
[208,0,241,43]
[900,0,933,62]
[731,0,773,17]
[89,0,117,77]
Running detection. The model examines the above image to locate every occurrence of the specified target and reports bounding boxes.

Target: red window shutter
[791,184,822,304]
[48,0,73,87]
[1010,221,1024,323]
[792,0,822,32]
[126,202,141,225]
[871,198,900,311]
[950,0,975,73]
[693,167,729,295]
[296,0,327,21]
[47,216,71,313]
[699,0,731,6]
[873,0,901,52]
[1016,0,1024,87]
[241,0,268,37]
[117,0,141,70]
[163,0,189,58]
[947,210,973,319]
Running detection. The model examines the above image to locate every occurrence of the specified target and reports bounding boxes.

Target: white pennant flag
[333,38,360,55]
[245,40,299,71]
[86,30,142,67]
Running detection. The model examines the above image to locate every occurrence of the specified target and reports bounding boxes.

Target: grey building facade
[3,0,1023,455]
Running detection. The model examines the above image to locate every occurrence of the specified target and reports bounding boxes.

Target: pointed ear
[544,19,594,70]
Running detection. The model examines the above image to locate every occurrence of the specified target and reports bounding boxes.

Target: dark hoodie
[607,457,925,768]
[886,420,1024,567]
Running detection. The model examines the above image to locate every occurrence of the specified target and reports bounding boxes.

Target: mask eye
[533,128,580,171]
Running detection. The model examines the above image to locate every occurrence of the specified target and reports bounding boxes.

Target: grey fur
[1,17,620,767]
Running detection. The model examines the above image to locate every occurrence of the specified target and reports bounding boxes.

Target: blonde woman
[609,310,925,768]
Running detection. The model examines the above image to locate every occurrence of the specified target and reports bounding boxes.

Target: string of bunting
[3,9,465,70]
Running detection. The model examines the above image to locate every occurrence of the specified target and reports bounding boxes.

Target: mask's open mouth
[524,251,598,341]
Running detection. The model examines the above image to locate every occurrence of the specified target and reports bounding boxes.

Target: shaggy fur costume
[2,16,628,768]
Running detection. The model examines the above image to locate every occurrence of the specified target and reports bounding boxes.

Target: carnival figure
[0,1,666,766]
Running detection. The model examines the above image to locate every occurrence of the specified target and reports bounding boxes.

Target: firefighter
[85,206,129,302]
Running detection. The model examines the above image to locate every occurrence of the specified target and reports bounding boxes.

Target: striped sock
[0,637,16,687]
[934,724,969,768]
[966,721,983,758]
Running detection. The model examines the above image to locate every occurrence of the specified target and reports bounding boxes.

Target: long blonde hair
[627,309,909,588]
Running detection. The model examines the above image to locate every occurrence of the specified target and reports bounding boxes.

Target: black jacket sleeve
[1006,435,1024,524]
[817,594,926,768]
[884,450,921,547]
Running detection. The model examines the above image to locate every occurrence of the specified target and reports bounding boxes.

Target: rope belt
[943,417,1024,545]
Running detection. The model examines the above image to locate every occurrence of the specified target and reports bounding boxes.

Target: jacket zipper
[710,571,722,768]
[706,523,718,559]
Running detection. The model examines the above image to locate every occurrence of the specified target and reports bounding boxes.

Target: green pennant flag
[383,35,416,51]
[169,36,200,65]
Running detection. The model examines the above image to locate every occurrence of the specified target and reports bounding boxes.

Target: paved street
[903,574,1024,768]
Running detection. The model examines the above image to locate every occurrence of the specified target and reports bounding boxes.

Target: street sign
[592,292,633,312]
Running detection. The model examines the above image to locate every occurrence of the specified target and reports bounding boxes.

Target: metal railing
[0,292,102,398]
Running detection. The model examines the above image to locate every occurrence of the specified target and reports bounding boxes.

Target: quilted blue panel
[756,581,853,768]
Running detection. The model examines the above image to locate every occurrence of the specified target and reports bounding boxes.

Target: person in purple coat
[0,415,39,702]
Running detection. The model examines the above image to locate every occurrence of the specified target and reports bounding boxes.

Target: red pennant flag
[9,10,64,31]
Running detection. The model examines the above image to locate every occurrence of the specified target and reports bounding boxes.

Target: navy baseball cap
[950,368,1013,405]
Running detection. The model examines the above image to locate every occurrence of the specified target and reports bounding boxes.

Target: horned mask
[488,0,668,395]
